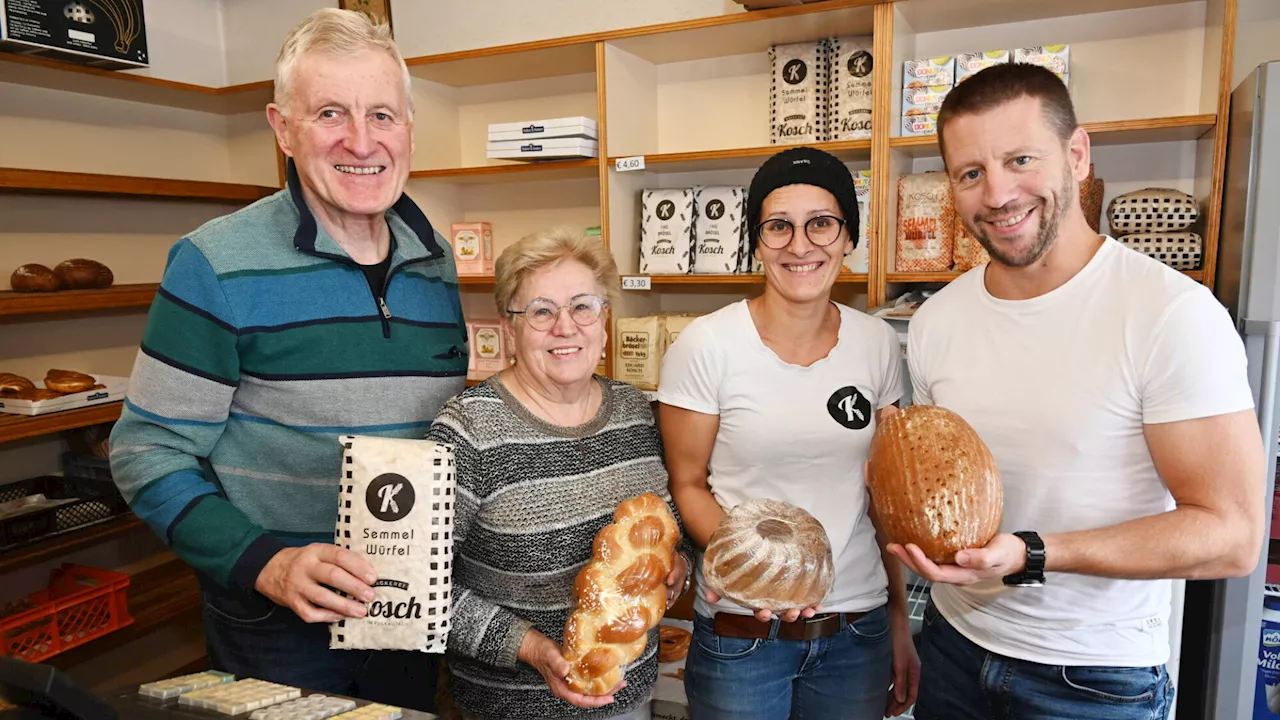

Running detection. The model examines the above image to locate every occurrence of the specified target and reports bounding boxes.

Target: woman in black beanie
[657,146,919,719]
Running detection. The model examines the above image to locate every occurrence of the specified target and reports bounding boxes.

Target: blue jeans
[202,587,439,710]
[684,605,892,720]
[915,599,1174,720]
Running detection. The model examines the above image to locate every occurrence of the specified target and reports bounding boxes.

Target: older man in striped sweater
[108,8,466,706]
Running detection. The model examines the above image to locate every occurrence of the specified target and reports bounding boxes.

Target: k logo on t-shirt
[827,386,872,430]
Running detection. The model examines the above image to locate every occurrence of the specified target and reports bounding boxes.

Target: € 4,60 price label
[615,156,646,172]
[621,276,652,291]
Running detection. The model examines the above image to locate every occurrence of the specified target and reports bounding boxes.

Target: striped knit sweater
[109,163,468,591]
[427,376,689,720]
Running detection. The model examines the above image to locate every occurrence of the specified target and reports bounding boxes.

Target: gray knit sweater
[427,375,687,720]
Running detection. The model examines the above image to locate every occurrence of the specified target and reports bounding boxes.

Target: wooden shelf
[0,402,124,444]
[896,0,1200,34]
[46,552,202,670]
[611,139,872,174]
[410,159,599,185]
[457,275,495,285]
[889,115,1217,158]
[0,284,159,318]
[629,273,868,286]
[0,515,143,575]
[0,168,278,203]
[0,54,271,114]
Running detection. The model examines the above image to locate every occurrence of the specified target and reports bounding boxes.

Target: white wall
[221,0,334,86]
[1233,0,1280,89]
[390,0,744,58]
[122,0,228,87]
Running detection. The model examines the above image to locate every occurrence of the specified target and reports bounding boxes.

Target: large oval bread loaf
[562,493,680,696]
[702,498,834,611]
[867,405,1002,564]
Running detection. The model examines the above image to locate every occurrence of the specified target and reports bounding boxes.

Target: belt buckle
[801,613,835,641]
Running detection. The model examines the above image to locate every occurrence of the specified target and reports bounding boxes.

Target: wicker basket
[1117,232,1203,270]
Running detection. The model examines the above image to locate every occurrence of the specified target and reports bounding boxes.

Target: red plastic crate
[0,564,134,662]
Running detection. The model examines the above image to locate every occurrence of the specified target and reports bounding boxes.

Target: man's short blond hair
[494,227,620,316]
[274,8,413,118]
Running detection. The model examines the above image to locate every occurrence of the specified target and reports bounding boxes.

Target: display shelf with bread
[0,283,159,318]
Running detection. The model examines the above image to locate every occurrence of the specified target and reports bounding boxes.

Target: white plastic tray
[0,374,129,416]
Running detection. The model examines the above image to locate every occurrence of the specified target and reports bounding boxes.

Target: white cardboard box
[487,116,597,142]
[486,137,599,160]
[0,375,128,416]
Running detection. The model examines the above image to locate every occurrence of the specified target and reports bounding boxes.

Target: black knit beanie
[746,146,859,255]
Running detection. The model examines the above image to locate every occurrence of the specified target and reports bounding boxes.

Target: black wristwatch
[1003,531,1046,587]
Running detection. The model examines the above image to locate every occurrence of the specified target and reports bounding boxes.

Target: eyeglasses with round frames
[506,294,608,331]
[754,215,847,250]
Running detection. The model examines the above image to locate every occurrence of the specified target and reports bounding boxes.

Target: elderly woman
[658,147,920,719]
[428,227,692,720]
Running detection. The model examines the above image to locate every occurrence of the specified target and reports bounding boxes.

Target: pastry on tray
[0,373,35,395]
[44,369,96,394]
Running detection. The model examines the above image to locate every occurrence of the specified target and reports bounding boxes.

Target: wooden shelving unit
[410,159,599,185]
[612,139,873,174]
[0,284,159,318]
[634,273,868,285]
[0,403,124,444]
[0,168,278,203]
[887,269,1206,283]
[888,115,1218,158]
[0,515,143,575]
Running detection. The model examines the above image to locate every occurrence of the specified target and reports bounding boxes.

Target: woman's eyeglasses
[507,294,608,331]
[754,215,847,250]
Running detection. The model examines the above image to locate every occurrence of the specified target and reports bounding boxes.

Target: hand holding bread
[561,493,680,697]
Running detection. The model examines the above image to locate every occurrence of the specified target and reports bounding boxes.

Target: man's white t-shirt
[658,300,903,617]
[908,237,1254,667]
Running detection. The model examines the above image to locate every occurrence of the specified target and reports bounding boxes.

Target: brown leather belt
[713,610,868,642]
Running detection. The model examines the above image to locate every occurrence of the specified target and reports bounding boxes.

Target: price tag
[621,275,652,291]
[615,156,646,172]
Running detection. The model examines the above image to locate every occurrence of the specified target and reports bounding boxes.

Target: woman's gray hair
[273,8,413,119]
[494,227,620,316]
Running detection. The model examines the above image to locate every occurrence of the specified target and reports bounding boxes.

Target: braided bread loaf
[562,493,680,696]
[703,498,834,611]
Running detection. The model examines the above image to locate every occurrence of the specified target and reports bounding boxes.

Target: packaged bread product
[562,493,679,696]
[331,435,455,653]
[896,173,955,272]
[640,189,696,275]
[952,214,990,271]
[956,50,1010,84]
[1081,165,1105,234]
[702,498,834,611]
[661,314,700,348]
[828,36,874,141]
[1117,232,1203,270]
[692,186,746,274]
[866,405,1002,564]
[451,222,494,275]
[770,41,828,144]
[1107,188,1199,234]
[845,169,872,273]
[614,316,664,391]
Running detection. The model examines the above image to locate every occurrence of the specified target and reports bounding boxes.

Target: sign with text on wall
[621,276,652,291]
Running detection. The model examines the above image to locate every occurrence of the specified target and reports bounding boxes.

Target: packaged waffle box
[902,112,939,137]
[828,36,875,141]
[903,56,955,88]
[956,50,1010,83]
[770,40,829,144]
[1014,45,1070,79]
[845,169,872,274]
[896,172,954,272]
[451,222,494,275]
[469,321,505,380]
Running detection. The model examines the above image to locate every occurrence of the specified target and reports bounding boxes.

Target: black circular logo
[365,473,415,522]
[849,51,873,78]
[705,199,726,220]
[656,200,676,221]
[827,386,872,430]
[783,58,808,85]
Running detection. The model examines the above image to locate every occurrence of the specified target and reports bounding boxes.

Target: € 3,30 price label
[615,156,646,172]
[621,276,652,291]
